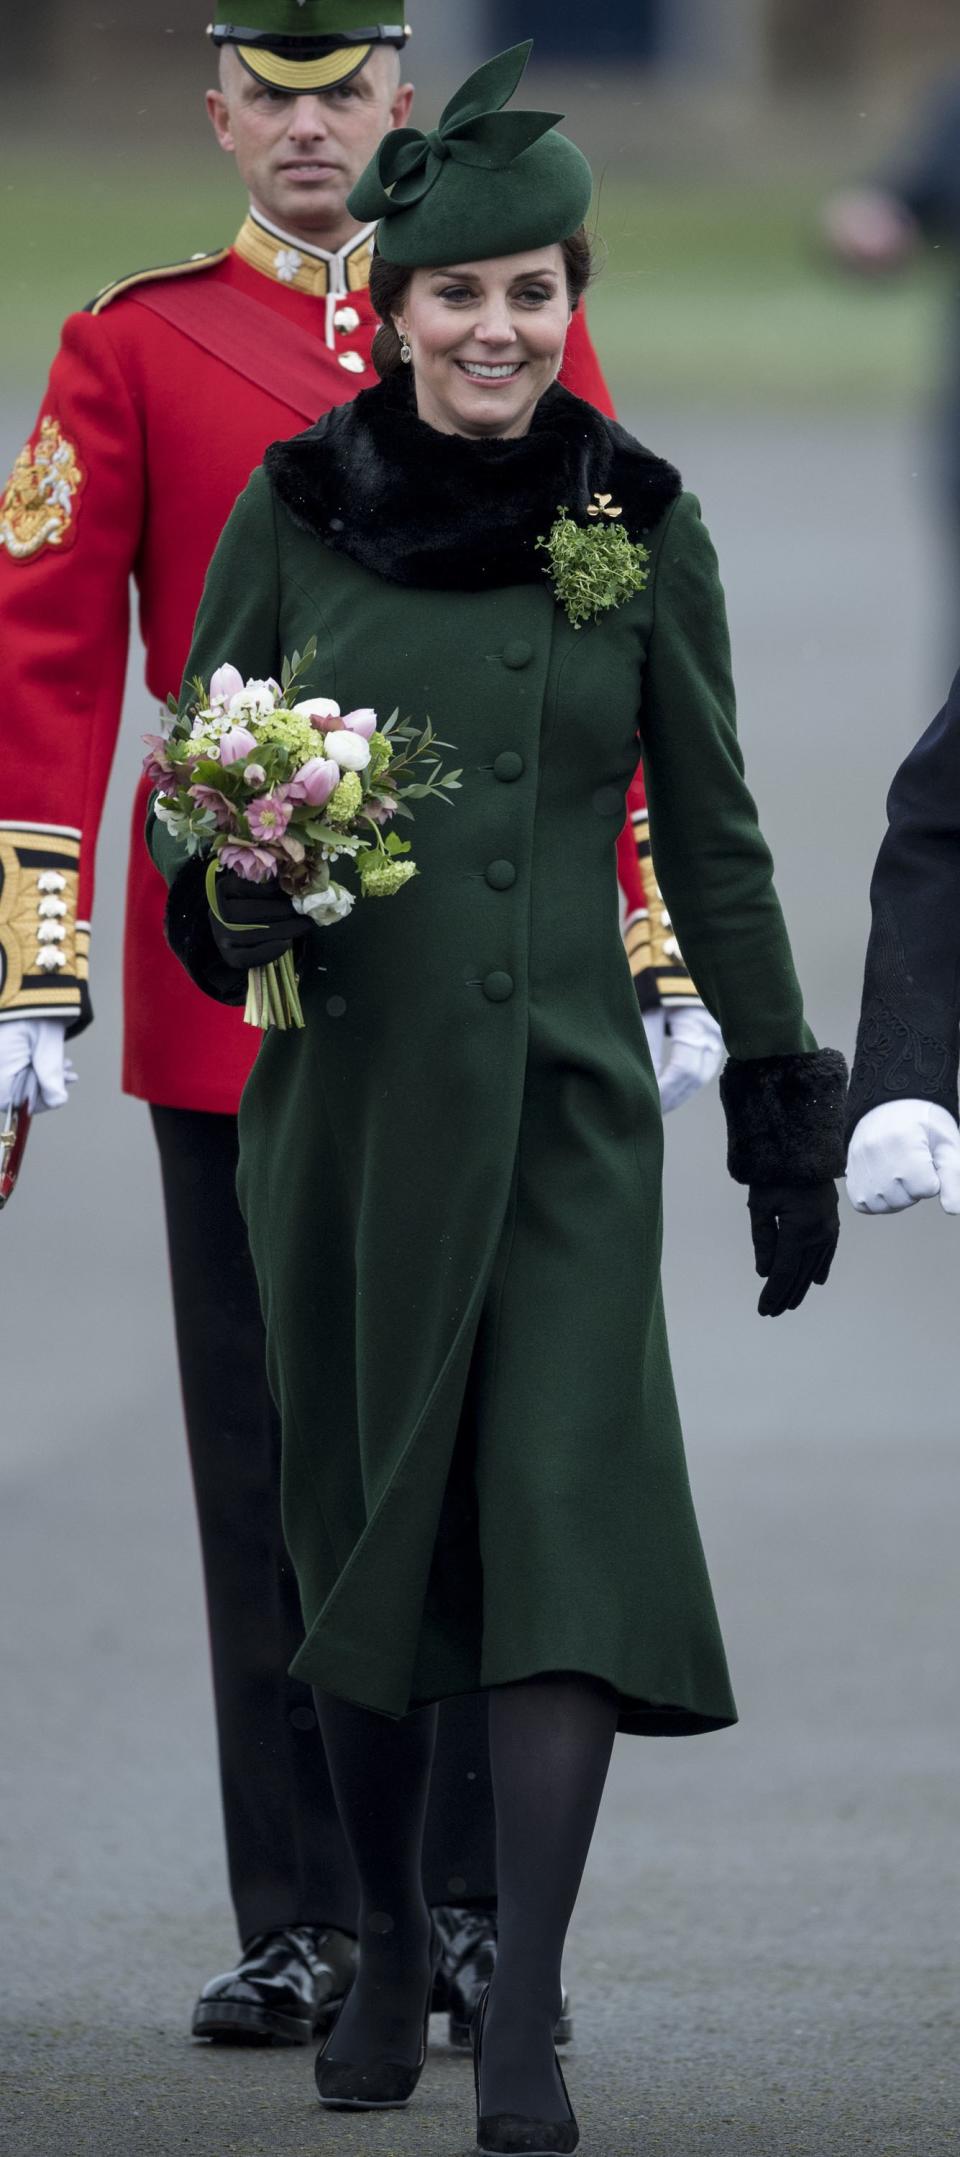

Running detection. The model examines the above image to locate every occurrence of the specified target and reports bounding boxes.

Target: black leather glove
[208,869,309,973]
[747,1182,840,1318]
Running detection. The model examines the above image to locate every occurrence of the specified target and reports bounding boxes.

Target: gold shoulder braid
[0,418,85,563]
[87,247,231,316]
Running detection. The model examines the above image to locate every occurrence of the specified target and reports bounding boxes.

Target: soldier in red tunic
[0,1,718,2046]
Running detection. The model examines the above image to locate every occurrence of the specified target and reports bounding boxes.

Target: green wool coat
[151,398,814,1736]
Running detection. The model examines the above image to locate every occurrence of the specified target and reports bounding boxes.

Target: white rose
[328,729,371,772]
[293,882,356,926]
[228,681,278,721]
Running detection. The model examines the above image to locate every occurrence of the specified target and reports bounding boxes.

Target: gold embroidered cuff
[0,824,86,1023]
[630,810,700,1009]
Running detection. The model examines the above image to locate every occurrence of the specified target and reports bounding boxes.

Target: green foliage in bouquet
[146,643,462,1033]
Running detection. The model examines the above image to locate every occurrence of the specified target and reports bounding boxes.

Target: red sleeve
[558,311,656,974]
[0,310,143,1030]
[618,765,649,922]
[558,303,616,418]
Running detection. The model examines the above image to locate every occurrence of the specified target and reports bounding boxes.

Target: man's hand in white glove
[644,1005,724,1117]
[845,1099,960,1215]
[0,1019,77,1116]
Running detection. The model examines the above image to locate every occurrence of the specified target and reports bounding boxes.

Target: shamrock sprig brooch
[538,492,650,630]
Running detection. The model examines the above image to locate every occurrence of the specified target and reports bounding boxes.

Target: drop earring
[400,334,412,365]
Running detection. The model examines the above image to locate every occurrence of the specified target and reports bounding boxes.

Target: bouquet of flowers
[145,640,460,1030]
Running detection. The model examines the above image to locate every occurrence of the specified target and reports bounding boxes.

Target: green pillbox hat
[347,41,593,267]
[209,4,411,93]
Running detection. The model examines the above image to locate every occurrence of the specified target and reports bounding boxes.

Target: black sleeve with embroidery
[846,677,960,1142]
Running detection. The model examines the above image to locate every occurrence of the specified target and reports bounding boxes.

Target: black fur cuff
[719,1049,849,1186]
[164,853,247,1007]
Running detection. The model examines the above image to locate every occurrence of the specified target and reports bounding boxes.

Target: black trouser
[151,1105,496,1946]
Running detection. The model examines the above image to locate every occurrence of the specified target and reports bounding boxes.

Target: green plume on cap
[348,42,593,268]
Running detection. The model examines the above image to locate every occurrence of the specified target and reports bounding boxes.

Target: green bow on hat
[348,42,593,267]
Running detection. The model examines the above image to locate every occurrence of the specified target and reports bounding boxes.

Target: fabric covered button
[493,751,524,782]
[338,351,366,373]
[485,860,517,891]
[501,639,533,670]
[592,784,624,818]
[334,306,361,333]
[483,970,515,1003]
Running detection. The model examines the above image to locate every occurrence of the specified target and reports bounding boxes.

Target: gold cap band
[236,39,372,89]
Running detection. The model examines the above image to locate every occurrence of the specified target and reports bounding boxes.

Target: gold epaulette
[86,247,231,316]
[626,806,700,1008]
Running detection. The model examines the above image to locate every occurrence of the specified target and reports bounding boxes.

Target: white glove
[646,1005,724,1117]
[0,1018,77,1116]
[641,1007,666,1075]
[845,1099,960,1215]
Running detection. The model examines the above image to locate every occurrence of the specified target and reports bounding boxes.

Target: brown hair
[369,225,596,379]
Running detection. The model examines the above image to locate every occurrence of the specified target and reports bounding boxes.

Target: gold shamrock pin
[587,491,622,520]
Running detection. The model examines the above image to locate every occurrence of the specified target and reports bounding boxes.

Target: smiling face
[205,45,413,249]
[394,249,574,440]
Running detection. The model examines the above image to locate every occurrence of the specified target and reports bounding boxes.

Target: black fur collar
[264,370,682,592]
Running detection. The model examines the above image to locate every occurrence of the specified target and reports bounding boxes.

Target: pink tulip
[210,663,245,708]
[247,792,293,841]
[340,708,378,740]
[218,725,258,766]
[286,756,340,807]
[218,843,278,882]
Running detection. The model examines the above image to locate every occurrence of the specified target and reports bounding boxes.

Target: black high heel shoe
[314,1923,441,2111]
[473,1986,580,2155]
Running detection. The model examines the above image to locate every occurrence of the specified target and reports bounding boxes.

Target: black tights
[315,1675,618,2118]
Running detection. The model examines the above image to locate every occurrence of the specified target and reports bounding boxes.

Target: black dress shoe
[315,1924,441,2110]
[191,1925,358,2046]
[473,1988,580,2156]
[433,1907,574,2051]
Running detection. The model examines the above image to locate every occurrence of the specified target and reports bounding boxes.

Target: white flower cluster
[292,883,355,926]
[34,870,68,971]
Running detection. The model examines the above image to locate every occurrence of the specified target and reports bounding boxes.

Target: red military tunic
[0,210,622,1111]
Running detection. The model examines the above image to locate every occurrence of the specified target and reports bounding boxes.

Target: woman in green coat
[151,45,846,2156]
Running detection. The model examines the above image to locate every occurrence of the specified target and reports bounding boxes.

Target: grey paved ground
[1,403,959,2155]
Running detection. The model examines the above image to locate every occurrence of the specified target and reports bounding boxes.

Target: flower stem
[279,946,305,1028]
[242,955,305,1031]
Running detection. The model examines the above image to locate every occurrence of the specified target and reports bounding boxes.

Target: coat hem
[289,1637,737,1738]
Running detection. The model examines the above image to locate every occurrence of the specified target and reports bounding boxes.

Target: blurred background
[2,5,959,2153]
